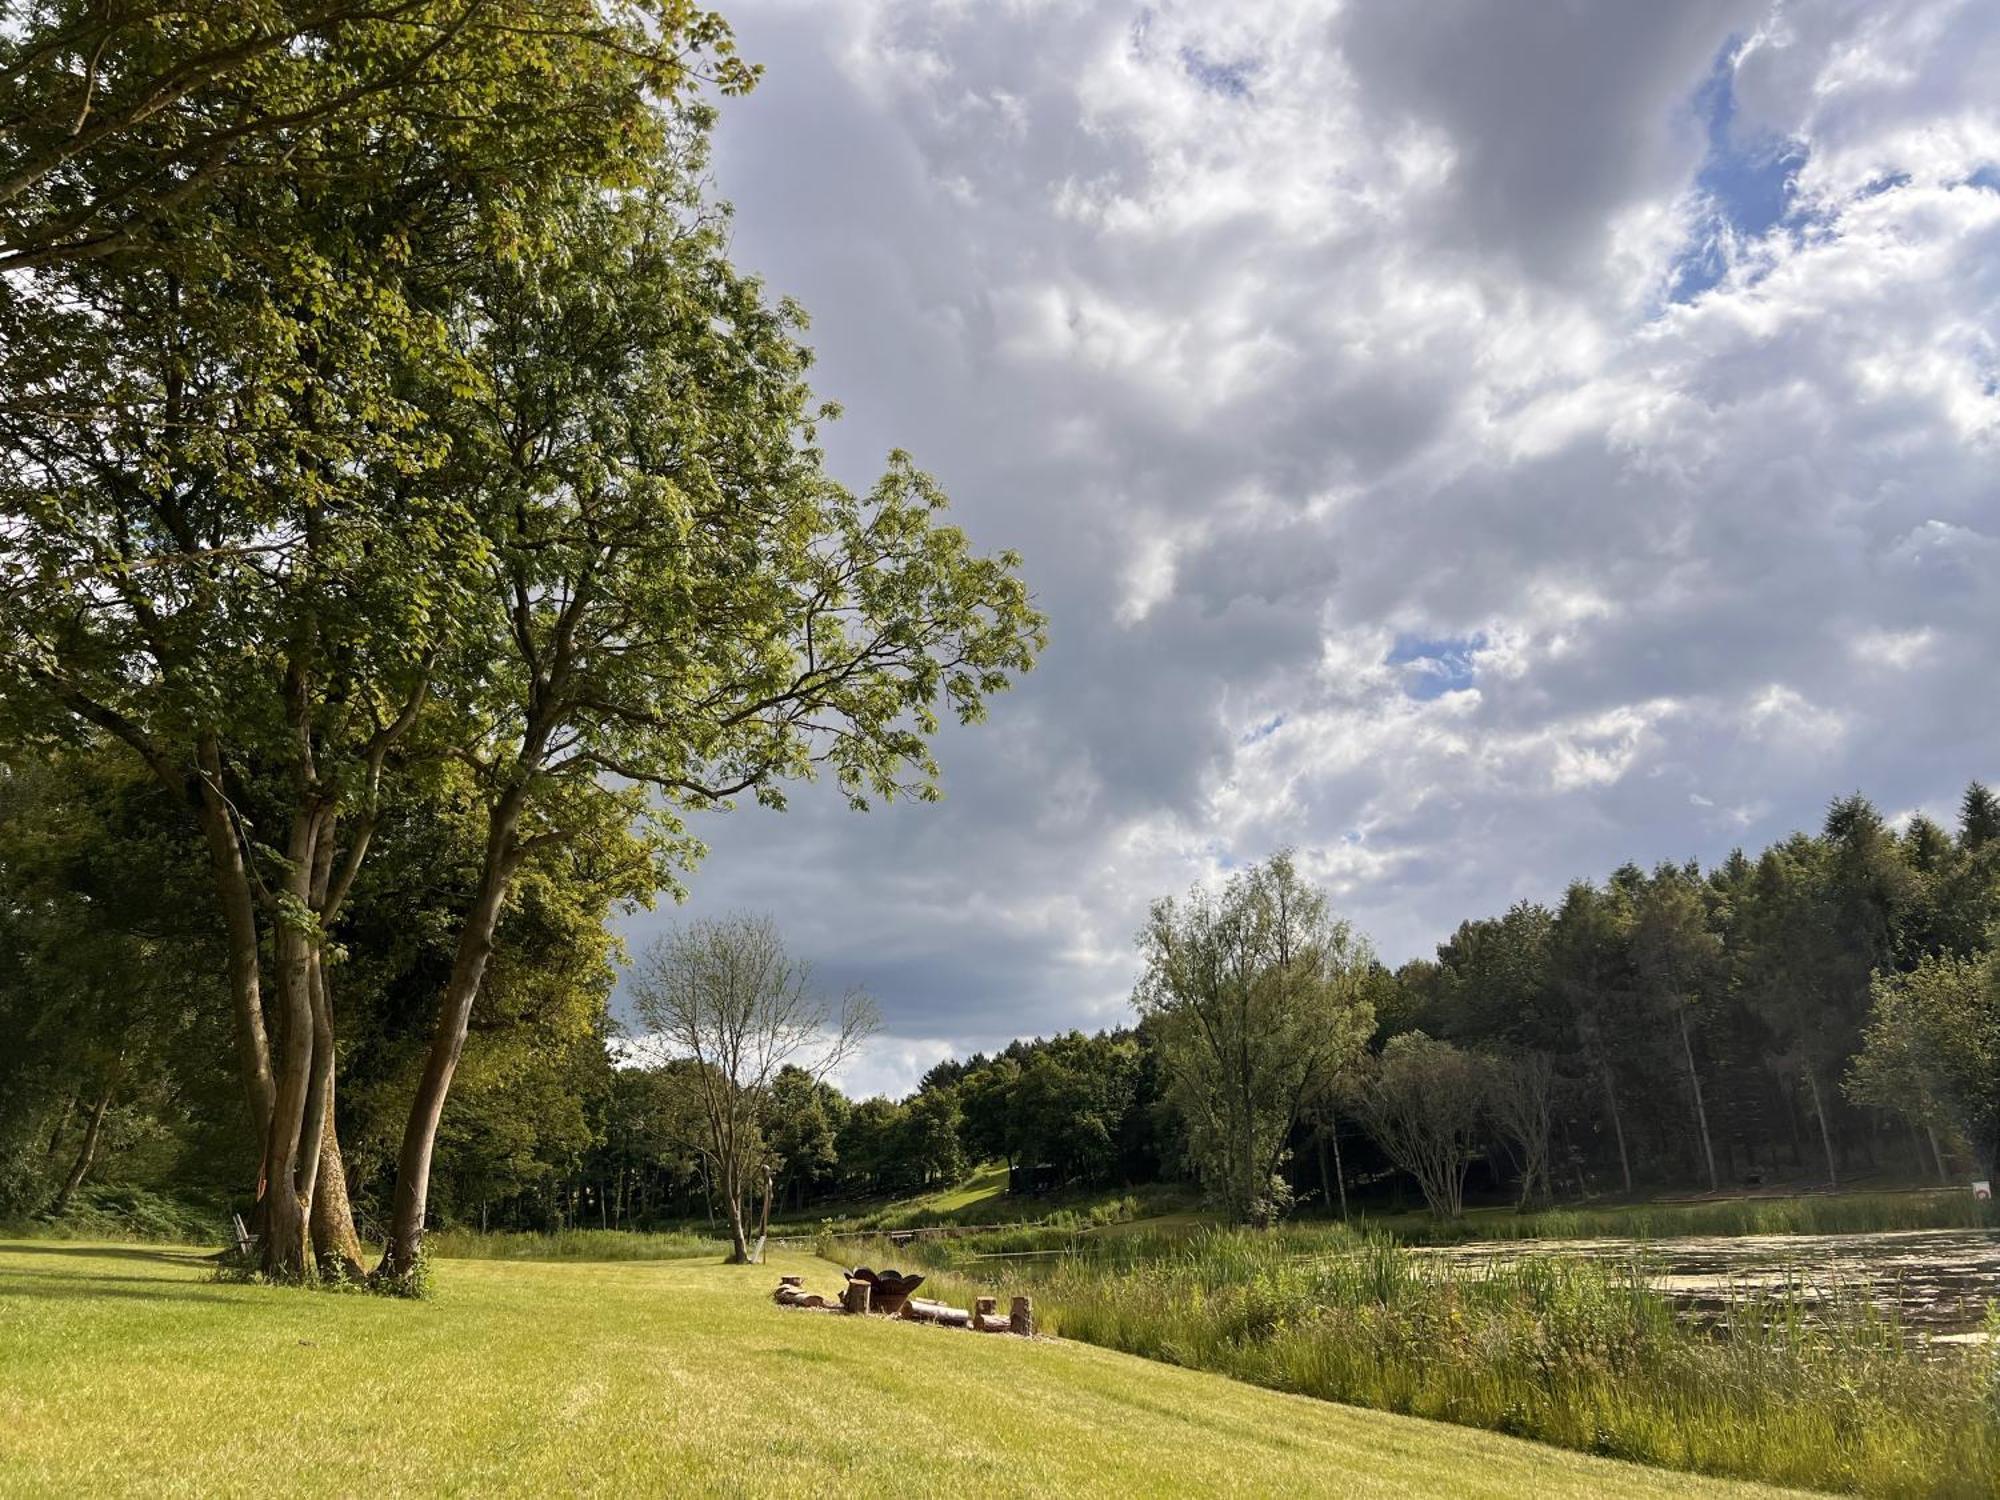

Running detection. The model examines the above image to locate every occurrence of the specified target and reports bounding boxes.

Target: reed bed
[1384,1190,1997,1246]
[858,1226,2000,1499]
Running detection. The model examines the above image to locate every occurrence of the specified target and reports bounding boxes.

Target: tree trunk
[309,1097,366,1278]
[1925,1122,1949,1184]
[750,1166,775,1264]
[192,749,275,1137]
[295,947,335,1218]
[1803,1065,1839,1189]
[48,1089,112,1215]
[1601,1059,1633,1194]
[42,1093,75,1162]
[1676,1006,1719,1192]
[721,1161,754,1264]
[258,835,319,1280]
[377,792,525,1284]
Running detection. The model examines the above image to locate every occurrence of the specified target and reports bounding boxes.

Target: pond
[1424,1228,2000,1341]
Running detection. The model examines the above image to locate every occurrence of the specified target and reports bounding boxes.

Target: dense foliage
[0,2,1040,1282]
[11,778,1997,1242]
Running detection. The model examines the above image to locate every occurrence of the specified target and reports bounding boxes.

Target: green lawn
[0,1241,1801,1499]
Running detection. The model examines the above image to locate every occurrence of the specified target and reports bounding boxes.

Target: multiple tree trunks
[772,1276,1035,1335]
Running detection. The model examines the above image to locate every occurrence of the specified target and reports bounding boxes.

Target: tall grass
[426,1225,727,1262]
[856,1226,2000,1499]
[890,1188,1998,1270]
[1376,1190,1997,1246]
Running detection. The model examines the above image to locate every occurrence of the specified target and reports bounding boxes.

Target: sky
[615,0,2000,1099]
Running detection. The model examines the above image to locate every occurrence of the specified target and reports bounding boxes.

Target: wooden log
[902,1297,972,1327]
[973,1313,1012,1333]
[1010,1295,1035,1337]
[974,1296,997,1317]
[842,1280,872,1315]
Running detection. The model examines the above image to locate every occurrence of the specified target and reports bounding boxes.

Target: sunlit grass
[427,1225,727,1262]
[0,1240,1794,1499]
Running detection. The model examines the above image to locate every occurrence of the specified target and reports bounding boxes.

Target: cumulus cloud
[613,0,2000,1096]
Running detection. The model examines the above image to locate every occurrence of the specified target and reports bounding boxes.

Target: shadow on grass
[0,1242,236,1303]
[0,1277,242,1305]
[0,1242,214,1266]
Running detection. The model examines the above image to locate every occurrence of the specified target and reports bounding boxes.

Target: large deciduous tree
[1134,852,1374,1226]
[0,0,745,1283]
[0,1,751,271]
[369,156,1042,1280]
[2,8,1040,1286]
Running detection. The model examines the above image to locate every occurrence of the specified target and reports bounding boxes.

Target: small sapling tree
[630,915,877,1264]
[1353,1032,1490,1219]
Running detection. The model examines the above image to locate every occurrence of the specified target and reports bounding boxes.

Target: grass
[1358,1190,1997,1247]
[869,1227,2000,1500]
[0,1239,1804,1499]
[427,1225,728,1262]
[909,1188,1997,1264]
[759,1167,1195,1238]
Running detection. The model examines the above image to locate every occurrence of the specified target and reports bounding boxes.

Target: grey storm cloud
[613,0,2000,1099]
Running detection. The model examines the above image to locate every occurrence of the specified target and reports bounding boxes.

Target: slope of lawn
[0,1241,1800,1499]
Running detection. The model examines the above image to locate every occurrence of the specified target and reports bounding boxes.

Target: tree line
[9,775,1994,1239]
[566,785,2000,1229]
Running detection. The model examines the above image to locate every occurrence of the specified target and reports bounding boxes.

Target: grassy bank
[0,1241,1793,1498]
[864,1227,1999,1499]
[426,1226,727,1262]
[892,1188,1997,1264]
[1366,1190,1997,1246]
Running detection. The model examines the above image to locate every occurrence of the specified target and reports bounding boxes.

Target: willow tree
[1134,852,1374,1225]
[1851,954,2000,1187]
[0,3,755,1279]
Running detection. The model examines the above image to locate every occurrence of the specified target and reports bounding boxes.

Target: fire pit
[844,1266,925,1316]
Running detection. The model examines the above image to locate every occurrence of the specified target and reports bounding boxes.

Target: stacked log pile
[770,1268,1036,1337]
[771,1274,836,1310]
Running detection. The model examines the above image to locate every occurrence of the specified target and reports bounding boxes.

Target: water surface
[1425,1228,2000,1339]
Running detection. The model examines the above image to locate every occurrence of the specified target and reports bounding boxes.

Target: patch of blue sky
[1386,632,1485,701]
[1180,45,1257,100]
[1239,713,1286,746]
[1666,40,1809,306]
